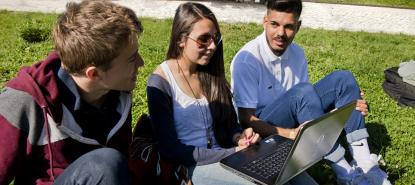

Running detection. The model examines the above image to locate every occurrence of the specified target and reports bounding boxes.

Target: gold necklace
[176,59,213,149]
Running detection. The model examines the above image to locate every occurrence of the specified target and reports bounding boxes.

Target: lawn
[1,10,414,184]
[309,0,415,9]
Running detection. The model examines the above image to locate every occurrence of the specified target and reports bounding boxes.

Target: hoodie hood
[6,52,63,123]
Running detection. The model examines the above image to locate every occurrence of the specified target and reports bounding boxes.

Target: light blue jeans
[53,148,131,185]
[259,70,369,163]
[189,163,318,185]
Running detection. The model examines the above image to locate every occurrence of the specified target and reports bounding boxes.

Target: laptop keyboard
[242,140,292,179]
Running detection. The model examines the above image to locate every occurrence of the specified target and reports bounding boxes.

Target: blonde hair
[52,0,143,75]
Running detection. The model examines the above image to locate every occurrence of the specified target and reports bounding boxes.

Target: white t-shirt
[231,32,309,115]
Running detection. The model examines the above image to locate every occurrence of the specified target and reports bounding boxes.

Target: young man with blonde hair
[0,0,143,184]
[231,0,391,184]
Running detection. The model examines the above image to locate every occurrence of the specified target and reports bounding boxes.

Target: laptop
[220,101,356,185]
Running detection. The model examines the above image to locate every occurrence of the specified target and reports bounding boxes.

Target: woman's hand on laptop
[235,128,261,152]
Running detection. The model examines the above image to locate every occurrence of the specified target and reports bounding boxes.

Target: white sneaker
[365,154,392,185]
[352,154,392,185]
[337,167,371,185]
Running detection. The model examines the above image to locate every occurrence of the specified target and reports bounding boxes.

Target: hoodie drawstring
[42,106,55,181]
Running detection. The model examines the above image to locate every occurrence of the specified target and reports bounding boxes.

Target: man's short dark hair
[266,0,302,18]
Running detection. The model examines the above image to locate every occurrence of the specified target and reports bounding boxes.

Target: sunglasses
[186,33,222,48]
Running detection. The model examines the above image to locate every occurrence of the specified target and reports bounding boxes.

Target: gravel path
[1,0,414,35]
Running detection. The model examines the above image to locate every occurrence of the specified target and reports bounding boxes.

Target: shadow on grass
[307,122,403,184]
[366,122,391,155]
[366,122,404,184]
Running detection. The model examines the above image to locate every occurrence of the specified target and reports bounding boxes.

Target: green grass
[311,0,415,9]
[1,10,415,184]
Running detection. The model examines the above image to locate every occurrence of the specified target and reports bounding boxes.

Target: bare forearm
[238,108,296,139]
[241,119,277,137]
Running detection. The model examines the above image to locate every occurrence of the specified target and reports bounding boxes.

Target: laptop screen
[276,101,355,184]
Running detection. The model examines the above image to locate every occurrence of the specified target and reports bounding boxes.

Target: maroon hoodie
[0,52,132,185]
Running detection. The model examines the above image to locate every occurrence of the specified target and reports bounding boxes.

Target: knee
[331,70,358,85]
[291,83,322,105]
[84,148,128,174]
[332,70,360,92]
[54,148,130,185]
[331,70,354,79]
[291,83,316,97]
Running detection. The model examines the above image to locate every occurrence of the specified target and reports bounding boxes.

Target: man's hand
[277,125,304,140]
[235,128,261,152]
[356,99,369,116]
[356,91,369,116]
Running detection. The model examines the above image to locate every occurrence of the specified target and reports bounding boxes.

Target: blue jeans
[190,163,318,185]
[53,148,131,185]
[258,71,369,162]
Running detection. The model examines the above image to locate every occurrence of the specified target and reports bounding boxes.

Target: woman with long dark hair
[146,2,261,184]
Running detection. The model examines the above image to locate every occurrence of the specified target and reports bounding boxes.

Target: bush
[19,19,51,43]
